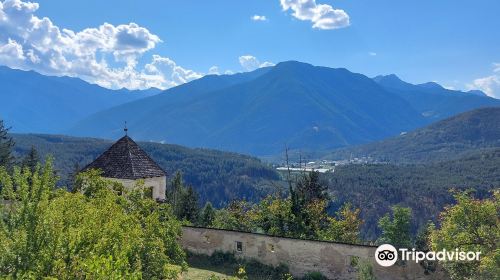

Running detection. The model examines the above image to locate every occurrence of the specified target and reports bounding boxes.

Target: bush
[0,165,186,279]
[302,271,327,280]
[209,251,238,266]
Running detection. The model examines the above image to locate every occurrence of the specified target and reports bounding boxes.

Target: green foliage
[0,120,14,168]
[319,203,363,244]
[213,201,255,232]
[188,251,291,280]
[213,173,363,243]
[415,221,437,274]
[0,162,186,279]
[20,145,39,173]
[324,149,500,239]
[235,266,247,280]
[356,259,377,280]
[429,190,500,280]
[295,171,329,205]
[253,194,293,237]
[167,171,201,224]
[288,172,330,239]
[301,271,327,280]
[183,186,200,223]
[377,206,413,248]
[201,202,216,227]
[326,107,500,164]
[12,133,281,207]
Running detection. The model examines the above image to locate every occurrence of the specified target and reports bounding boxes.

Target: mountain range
[0,66,160,133]
[326,107,500,163]
[373,74,498,121]
[1,61,499,156]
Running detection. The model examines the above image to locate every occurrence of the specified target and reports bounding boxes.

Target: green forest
[2,121,499,279]
[12,133,281,207]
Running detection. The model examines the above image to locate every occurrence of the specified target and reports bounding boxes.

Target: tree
[0,120,14,168]
[0,162,186,279]
[181,186,200,223]
[254,195,294,237]
[289,171,330,239]
[21,145,40,173]
[295,171,329,205]
[377,206,413,248]
[429,190,499,280]
[213,201,255,232]
[168,171,186,219]
[201,202,216,227]
[319,203,363,244]
[415,221,437,274]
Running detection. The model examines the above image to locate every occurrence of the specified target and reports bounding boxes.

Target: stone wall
[107,176,166,200]
[181,226,446,280]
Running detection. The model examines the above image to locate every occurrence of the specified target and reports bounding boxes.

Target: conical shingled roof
[84,136,166,179]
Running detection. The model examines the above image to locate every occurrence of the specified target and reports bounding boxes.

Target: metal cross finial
[124,121,128,135]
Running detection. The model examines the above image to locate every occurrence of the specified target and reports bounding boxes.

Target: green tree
[213,201,255,232]
[254,195,293,237]
[319,203,363,243]
[289,172,330,239]
[415,221,437,274]
[295,171,329,205]
[181,186,200,223]
[0,120,14,168]
[169,171,186,218]
[377,206,413,248]
[429,190,499,280]
[201,202,216,227]
[0,161,186,279]
[21,145,40,173]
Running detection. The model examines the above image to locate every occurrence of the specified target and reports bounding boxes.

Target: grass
[184,252,291,280]
[181,267,233,280]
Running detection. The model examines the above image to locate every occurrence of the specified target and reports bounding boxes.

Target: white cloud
[494,63,500,73]
[208,66,219,75]
[0,0,202,90]
[239,55,274,71]
[466,63,500,99]
[280,0,349,30]
[251,15,267,21]
[369,52,377,56]
[0,38,25,63]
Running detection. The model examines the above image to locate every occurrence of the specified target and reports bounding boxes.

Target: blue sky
[1,0,499,97]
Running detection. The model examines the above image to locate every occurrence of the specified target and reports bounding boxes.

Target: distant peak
[274,60,314,69]
[417,82,444,90]
[467,89,488,97]
[373,74,402,83]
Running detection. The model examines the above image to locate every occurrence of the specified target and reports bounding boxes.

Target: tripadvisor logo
[374,244,481,267]
[375,244,398,267]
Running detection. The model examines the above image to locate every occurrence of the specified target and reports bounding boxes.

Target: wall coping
[182,225,377,248]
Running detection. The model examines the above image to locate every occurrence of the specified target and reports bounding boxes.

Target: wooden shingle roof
[84,136,166,179]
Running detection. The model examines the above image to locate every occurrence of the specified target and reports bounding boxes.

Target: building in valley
[84,134,166,201]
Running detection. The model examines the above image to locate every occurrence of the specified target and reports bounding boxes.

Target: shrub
[302,271,327,280]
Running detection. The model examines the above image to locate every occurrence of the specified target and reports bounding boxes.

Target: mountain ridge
[325,107,500,163]
[0,66,159,133]
[70,61,427,155]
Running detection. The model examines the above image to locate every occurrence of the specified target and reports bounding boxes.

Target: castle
[85,135,444,280]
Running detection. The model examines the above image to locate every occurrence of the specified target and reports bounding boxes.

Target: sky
[0,0,499,98]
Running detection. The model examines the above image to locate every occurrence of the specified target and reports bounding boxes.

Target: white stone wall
[106,176,166,200]
[181,226,447,280]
